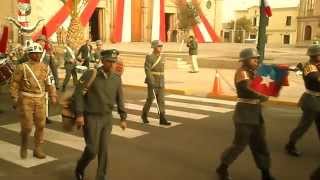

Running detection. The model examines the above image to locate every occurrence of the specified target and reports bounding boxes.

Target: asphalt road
[0,86,319,180]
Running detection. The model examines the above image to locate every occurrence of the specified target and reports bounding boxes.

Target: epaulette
[235,68,249,83]
[303,63,318,76]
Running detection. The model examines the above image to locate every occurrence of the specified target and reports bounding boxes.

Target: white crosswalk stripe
[111,112,182,128]
[49,115,149,139]
[0,140,57,168]
[142,100,233,113]
[165,94,236,106]
[125,103,208,119]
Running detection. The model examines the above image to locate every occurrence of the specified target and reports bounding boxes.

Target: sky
[223,0,300,22]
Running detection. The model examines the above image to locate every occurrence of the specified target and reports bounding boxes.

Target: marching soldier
[285,45,320,157]
[186,35,199,73]
[74,49,127,180]
[62,41,77,91]
[10,42,57,159]
[77,39,93,68]
[141,40,171,126]
[35,35,59,89]
[216,48,275,180]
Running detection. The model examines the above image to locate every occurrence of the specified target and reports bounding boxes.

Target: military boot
[141,113,149,124]
[216,164,232,180]
[261,170,276,180]
[160,114,171,126]
[20,134,28,159]
[285,142,301,157]
[33,144,46,159]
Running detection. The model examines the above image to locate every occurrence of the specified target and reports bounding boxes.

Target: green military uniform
[217,48,274,180]
[286,45,320,157]
[77,43,93,68]
[141,40,170,125]
[74,49,127,180]
[62,45,77,91]
[186,36,199,73]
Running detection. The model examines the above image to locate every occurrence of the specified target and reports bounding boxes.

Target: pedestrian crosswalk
[0,94,236,168]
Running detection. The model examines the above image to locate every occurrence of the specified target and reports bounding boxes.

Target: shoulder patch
[303,63,318,76]
[235,69,249,83]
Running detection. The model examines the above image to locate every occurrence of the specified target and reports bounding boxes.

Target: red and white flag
[151,0,166,42]
[32,0,99,40]
[0,26,9,54]
[113,0,132,43]
[263,0,272,17]
[192,12,220,43]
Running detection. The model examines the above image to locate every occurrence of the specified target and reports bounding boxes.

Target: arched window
[304,25,312,40]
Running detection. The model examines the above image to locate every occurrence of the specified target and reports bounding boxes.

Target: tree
[175,0,201,39]
[227,17,253,43]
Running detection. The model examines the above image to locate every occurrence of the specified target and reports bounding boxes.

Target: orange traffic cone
[211,70,222,96]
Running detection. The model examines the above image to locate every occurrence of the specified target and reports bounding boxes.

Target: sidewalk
[121,66,304,106]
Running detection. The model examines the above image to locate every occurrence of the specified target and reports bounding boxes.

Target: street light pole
[257,0,268,63]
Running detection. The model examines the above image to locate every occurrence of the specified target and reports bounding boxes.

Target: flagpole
[257,0,268,63]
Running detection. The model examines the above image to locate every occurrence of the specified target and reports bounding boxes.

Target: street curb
[207,93,298,107]
[123,84,186,95]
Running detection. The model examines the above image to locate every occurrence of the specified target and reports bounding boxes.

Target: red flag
[0,26,9,54]
[263,0,272,17]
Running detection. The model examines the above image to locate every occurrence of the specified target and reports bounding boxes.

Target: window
[283,35,290,44]
[304,25,312,40]
[286,16,292,26]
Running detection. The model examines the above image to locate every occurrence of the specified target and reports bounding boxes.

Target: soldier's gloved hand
[75,116,85,130]
[120,121,127,130]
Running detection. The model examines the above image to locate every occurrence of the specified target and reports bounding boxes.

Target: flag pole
[257,0,268,63]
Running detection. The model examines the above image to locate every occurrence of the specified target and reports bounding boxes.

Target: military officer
[74,49,127,180]
[62,41,77,91]
[186,35,199,73]
[77,39,93,68]
[10,42,57,159]
[141,40,171,126]
[285,45,320,157]
[216,48,275,180]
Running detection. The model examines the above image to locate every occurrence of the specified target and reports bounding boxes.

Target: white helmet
[27,42,43,53]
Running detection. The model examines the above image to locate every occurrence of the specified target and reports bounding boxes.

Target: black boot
[75,164,84,180]
[141,114,149,124]
[216,164,232,180]
[285,142,301,157]
[46,117,52,124]
[261,169,276,180]
[160,114,171,126]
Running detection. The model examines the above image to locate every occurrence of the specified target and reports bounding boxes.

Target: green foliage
[175,0,201,31]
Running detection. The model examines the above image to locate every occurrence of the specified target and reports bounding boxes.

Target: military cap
[151,40,163,48]
[100,49,119,62]
[307,45,320,57]
[35,35,47,42]
[239,48,260,61]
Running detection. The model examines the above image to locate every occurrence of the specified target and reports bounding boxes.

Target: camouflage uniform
[10,49,57,159]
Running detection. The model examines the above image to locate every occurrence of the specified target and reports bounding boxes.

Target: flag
[193,11,220,43]
[113,0,132,43]
[263,0,272,17]
[0,26,9,54]
[249,64,289,97]
[151,0,166,42]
